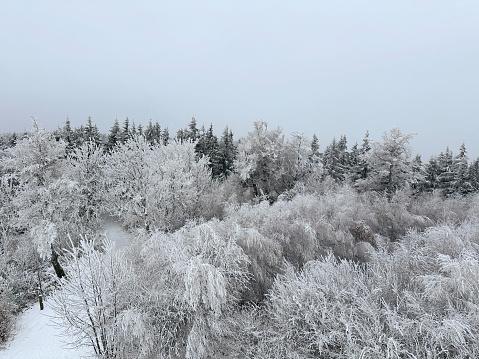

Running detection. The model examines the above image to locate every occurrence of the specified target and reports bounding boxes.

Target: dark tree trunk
[51,245,66,278]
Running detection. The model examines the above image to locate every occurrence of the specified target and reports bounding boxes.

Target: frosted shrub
[138,220,250,358]
[260,219,479,358]
[370,221,479,357]
[0,234,41,311]
[0,284,16,343]
[227,188,372,265]
[231,225,282,302]
[264,255,394,358]
[51,236,147,358]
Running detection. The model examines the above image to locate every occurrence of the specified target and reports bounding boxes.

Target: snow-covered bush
[50,236,148,358]
[263,255,396,358]
[136,219,250,358]
[0,284,16,343]
[256,219,479,358]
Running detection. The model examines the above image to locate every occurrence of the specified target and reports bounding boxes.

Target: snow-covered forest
[2,117,479,358]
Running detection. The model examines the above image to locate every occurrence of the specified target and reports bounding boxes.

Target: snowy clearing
[0,302,93,359]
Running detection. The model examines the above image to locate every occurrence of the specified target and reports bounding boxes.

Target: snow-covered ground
[0,302,93,359]
[101,215,132,250]
[0,218,131,359]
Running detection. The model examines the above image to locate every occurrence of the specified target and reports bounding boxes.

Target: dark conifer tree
[218,127,236,179]
[121,118,130,143]
[84,116,101,145]
[162,127,169,146]
[145,120,155,144]
[176,129,186,143]
[130,121,137,137]
[410,154,425,193]
[153,121,162,143]
[358,131,371,180]
[322,136,349,182]
[453,143,473,195]
[62,117,75,152]
[348,143,362,183]
[424,156,441,192]
[195,125,207,156]
[106,118,121,152]
[187,117,199,141]
[469,158,479,192]
[437,147,455,196]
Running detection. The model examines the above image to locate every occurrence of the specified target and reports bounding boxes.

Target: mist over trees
[2,117,479,358]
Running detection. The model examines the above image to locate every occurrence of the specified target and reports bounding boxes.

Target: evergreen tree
[337,135,349,177]
[218,127,236,179]
[195,124,222,178]
[322,136,349,182]
[357,128,414,199]
[424,156,441,192]
[348,143,362,183]
[72,126,86,148]
[130,121,137,137]
[153,121,162,143]
[358,131,371,180]
[176,129,187,143]
[162,127,169,146]
[453,143,473,195]
[121,118,130,143]
[106,118,121,152]
[187,117,199,141]
[84,116,101,145]
[205,124,221,178]
[62,117,75,152]
[145,120,155,144]
[310,134,320,159]
[410,154,425,193]
[469,158,479,192]
[322,137,339,180]
[436,147,455,196]
[195,125,207,156]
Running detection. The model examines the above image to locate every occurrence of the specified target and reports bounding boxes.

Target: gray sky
[1,1,478,159]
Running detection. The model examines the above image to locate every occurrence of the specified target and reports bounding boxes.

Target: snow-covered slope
[0,302,93,359]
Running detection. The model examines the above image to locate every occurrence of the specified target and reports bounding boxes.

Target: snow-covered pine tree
[357,128,415,199]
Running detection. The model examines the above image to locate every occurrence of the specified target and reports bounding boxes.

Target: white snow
[101,215,132,250]
[0,302,93,359]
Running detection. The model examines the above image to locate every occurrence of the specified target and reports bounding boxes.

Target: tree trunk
[51,245,66,278]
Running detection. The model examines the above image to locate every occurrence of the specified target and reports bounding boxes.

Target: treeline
[1,117,478,199]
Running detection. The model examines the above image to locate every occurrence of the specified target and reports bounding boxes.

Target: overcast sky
[1,1,478,159]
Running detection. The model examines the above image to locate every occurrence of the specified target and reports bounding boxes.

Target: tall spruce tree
[453,143,473,195]
[187,117,200,141]
[145,120,155,144]
[121,118,130,143]
[106,118,121,152]
[437,147,455,196]
[218,127,236,179]
[162,127,169,146]
[322,136,349,182]
[424,156,441,192]
[469,158,479,192]
[84,117,101,145]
